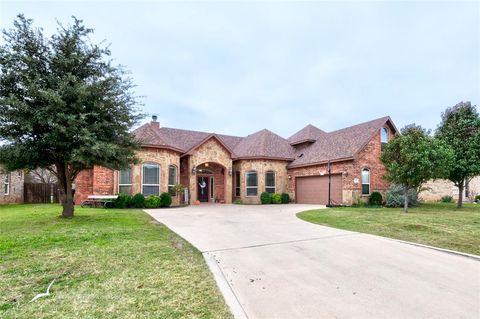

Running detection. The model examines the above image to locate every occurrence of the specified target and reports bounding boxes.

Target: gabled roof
[288,124,327,145]
[288,116,395,167]
[232,129,296,160]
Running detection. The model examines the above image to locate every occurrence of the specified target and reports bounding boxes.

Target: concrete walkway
[145,204,480,319]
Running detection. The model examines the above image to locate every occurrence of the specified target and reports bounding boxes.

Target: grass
[297,203,480,255]
[0,204,232,319]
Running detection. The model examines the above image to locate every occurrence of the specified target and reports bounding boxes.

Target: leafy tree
[381,124,453,213]
[0,15,141,217]
[436,101,480,208]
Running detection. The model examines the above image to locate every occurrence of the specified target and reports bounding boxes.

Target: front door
[197,176,209,202]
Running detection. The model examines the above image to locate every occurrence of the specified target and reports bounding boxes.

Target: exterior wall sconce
[228,167,232,176]
[288,175,292,179]
[342,171,348,177]
[192,167,196,175]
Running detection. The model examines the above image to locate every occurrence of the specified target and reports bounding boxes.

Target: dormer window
[381,127,389,150]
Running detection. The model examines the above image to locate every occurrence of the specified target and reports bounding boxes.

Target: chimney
[151,115,159,129]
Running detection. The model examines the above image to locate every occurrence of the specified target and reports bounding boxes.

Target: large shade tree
[381,124,453,213]
[0,15,141,217]
[436,101,480,208]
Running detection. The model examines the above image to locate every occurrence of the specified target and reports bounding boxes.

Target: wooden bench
[80,195,117,208]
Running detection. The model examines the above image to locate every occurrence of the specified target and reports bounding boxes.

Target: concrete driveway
[145,204,480,319]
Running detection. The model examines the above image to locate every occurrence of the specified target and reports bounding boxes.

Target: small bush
[441,195,453,203]
[369,192,383,206]
[233,198,243,204]
[385,184,418,208]
[474,195,480,202]
[160,192,172,207]
[271,193,282,204]
[114,193,131,208]
[130,193,145,208]
[145,195,161,208]
[281,193,290,204]
[260,192,272,204]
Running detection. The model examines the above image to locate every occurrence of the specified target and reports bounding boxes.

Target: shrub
[441,195,453,203]
[260,192,272,204]
[281,193,290,204]
[233,198,243,204]
[385,184,418,208]
[369,192,383,206]
[474,195,480,202]
[160,192,172,207]
[145,195,161,208]
[130,193,145,208]
[271,193,282,204]
[114,193,131,208]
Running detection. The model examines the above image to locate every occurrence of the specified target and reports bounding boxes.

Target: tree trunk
[56,163,74,218]
[403,186,409,213]
[457,182,464,209]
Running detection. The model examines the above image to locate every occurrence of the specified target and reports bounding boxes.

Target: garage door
[295,174,343,205]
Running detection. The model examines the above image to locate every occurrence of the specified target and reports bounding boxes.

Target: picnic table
[80,195,117,208]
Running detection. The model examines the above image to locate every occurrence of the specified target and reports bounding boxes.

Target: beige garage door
[295,175,343,205]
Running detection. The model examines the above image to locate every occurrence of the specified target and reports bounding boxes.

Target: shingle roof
[288,124,327,145]
[288,116,393,167]
[133,116,396,166]
[232,129,296,160]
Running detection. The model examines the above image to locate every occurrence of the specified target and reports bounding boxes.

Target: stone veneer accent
[420,176,480,202]
[188,137,233,204]
[0,170,24,204]
[233,159,290,204]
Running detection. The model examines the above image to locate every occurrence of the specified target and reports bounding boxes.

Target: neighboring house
[419,177,480,202]
[0,169,24,204]
[75,116,397,205]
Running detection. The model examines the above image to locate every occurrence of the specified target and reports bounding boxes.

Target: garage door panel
[296,175,342,205]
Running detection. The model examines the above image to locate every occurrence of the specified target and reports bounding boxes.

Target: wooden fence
[24,183,60,203]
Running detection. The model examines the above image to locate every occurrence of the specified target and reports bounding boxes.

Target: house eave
[287,157,354,169]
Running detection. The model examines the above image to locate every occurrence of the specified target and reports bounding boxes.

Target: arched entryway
[195,162,227,203]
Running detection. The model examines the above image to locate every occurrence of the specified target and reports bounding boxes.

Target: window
[4,173,10,196]
[235,171,241,197]
[210,177,214,200]
[361,168,370,195]
[168,165,177,196]
[118,168,132,194]
[142,163,160,196]
[381,127,389,150]
[245,171,258,196]
[265,171,276,193]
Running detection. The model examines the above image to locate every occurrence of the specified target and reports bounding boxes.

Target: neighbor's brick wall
[0,170,24,204]
[188,138,233,204]
[233,159,289,204]
[287,128,393,205]
[419,176,480,202]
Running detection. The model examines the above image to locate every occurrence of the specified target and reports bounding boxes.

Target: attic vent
[298,153,304,158]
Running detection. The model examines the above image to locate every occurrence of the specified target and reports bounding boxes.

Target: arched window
[168,165,177,196]
[381,127,389,143]
[245,171,258,196]
[118,167,132,195]
[265,171,276,193]
[4,173,10,196]
[142,163,160,196]
[361,168,370,195]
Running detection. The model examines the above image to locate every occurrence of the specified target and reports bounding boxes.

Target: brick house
[0,168,24,204]
[419,177,480,202]
[75,116,397,205]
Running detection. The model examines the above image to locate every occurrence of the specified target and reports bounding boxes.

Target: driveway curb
[203,252,248,319]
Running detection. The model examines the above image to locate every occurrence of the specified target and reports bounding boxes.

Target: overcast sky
[1,1,479,137]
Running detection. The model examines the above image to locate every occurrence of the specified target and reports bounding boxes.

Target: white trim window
[381,127,389,150]
[235,171,241,197]
[265,171,276,193]
[245,171,258,197]
[118,167,132,195]
[4,173,10,196]
[168,165,177,196]
[361,168,370,195]
[142,163,160,196]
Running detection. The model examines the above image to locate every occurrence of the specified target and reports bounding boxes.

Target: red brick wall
[74,166,114,204]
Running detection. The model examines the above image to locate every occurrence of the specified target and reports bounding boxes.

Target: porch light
[288,175,291,179]
[192,167,196,175]
[205,163,209,167]
[228,167,232,176]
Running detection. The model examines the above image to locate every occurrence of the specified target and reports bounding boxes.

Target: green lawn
[297,203,480,255]
[0,204,231,319]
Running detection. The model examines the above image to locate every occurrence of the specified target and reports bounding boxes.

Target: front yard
[0,204,231,318]
[297,203,480,255]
